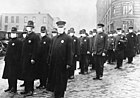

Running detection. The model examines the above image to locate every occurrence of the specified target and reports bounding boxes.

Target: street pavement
[0,55,140,98]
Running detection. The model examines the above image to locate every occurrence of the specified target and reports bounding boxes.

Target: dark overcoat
[36,35,51,79]
[125,32,137,57]
[47,33,73,92]
[21,32,40,81]
[2,38,22,79]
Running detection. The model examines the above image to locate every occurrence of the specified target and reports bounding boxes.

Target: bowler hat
[129,27,133,29]
[97,23,104,27]
[117,28,122,30]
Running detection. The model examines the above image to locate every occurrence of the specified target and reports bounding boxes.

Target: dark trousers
[55,90,65,98]
[107,50,114,63]
[25,80,34,92]
[116,59,123,68]
[8,78,17,91]
[128,57,133,63]
[80,54,88,73]
[68,57,77,78]
[89,55,95,70]
[39,78,47,87]
[94,55,105,78]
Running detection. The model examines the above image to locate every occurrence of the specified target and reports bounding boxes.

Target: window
[43,17,47,23]
[32,16,36,23]
[11,16,14,23]
[16,16,19,23]
[4,25,8,31]
[24,16,28,23]
[5,16,8,23]
[123,2,133,15]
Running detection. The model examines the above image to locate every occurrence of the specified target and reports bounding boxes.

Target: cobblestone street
[0,55,140,98]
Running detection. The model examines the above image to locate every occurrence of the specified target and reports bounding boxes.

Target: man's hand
[102,53,106,56]
[87,51,90,54]
[66,65,70,69]
[31,59,35,64]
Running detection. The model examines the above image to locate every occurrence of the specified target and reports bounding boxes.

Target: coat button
[43,42,46,44]
[12,43,15,46]
[74,39,76,42]
[28,40,31,43]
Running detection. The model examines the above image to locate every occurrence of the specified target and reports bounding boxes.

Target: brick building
[97,0,140,32]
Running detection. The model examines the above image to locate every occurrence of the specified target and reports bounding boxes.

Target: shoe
[20,83,25,87]
[114,67,118,69]
[4,88,11,92]
[93,77,102,80]
[9,88,17,93]
[24,91,33,97]
[20,91,28,95]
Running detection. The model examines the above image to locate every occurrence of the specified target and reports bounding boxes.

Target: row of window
[5,16,47,24]
[4,25,19,31]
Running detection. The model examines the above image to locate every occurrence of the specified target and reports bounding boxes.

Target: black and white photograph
[0,0,140,98]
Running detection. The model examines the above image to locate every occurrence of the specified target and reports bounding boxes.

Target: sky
[0,0,97,33]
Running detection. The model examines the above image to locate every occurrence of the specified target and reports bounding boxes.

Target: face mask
[81,34,86,37]
[11,33,17,38]
[40,33,46,37]
[89,34,93,37]
[52,33,57,37]
[26,27,32,32]
[23,34,27,38]
[129,29,133,33]
[117,31,122,34]
[93,33,96,36]
[58,28,64,34]
[69,33,74,36]
[97,28,103,33]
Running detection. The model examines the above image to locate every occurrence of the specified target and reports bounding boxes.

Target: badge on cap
[132,35,134,37]
[61,40,64,43]
[43,41,46,44]
[101,36,103,38]
[28,40,31,43]
[118,42,120,44]
[12,43,15,46]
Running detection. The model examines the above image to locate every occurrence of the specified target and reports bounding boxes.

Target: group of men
[2,19,138,98]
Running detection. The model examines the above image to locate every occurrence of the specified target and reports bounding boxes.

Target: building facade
[0,13,54,34]
[97,0,140,32]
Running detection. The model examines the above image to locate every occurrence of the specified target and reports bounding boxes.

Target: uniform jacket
[36,35,51,79]
[107,36,115,50]
[92,32,108,55]
[2,38,22,79]
[115,34,127,59]
[126,32,137,57]
[21,32,40,81]
[79,36,90,55]
[48,33,73,92]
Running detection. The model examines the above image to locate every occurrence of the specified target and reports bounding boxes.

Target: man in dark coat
[107,31,115,64]
[79,29,90,75]
[125,27,137,64]
[2,27,22,93]
[136,30,140,54]
[20,21,40,96]
[36,26,51,89]
[114,28,127,69]
[68,28,79,79]
[92,23,108,80]
[47,21,73,98]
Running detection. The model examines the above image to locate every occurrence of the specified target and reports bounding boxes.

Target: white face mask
[23,34,27,38]
[69,33,74,36]
[58,28,64,34]
[40,33,46,37]
[81,34,86,37]
[129,29,133,33]
[11,33,17,38]
[52,33,57,37]
[97,28,103,33]
[26,27,32,32]
[117,31,122,34]
[93,33,96,36]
